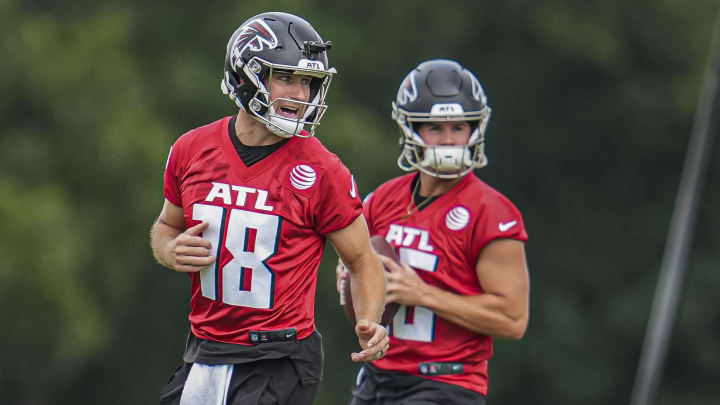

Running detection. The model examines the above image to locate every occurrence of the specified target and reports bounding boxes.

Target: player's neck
[234,111,286,146]
[417,173,464,198]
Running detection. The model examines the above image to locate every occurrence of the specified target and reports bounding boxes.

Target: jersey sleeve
[469,194,528,261]
[313,162,363,234]
[163,143,183,206]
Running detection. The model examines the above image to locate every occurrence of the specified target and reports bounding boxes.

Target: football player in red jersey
[337,59,530,404]
[150,12,388,405]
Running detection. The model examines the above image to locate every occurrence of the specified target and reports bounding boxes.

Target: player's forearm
[348,254,386,324]
[418,285,528,339]
[327,215,386,324]
[150,220,182,270]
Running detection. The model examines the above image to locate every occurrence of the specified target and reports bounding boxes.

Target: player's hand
[168,221,215,273]
[382,256,427,306]
[351,320,389,363]
[336,257,349,298]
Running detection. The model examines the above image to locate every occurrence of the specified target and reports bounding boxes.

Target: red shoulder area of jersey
[281,138,359,202]
[375,173,415,195]
[459,175,528,241]
[172,117,227,156]
[164,117,229,206]
[365,173,415,208]
[279,137,349,197]
[362,174,414,234]
[290,136,345,168]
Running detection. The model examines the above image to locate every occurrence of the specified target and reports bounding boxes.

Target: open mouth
[277,104,302,119]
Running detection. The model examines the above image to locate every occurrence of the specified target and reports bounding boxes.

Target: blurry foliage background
[1,0,719,404]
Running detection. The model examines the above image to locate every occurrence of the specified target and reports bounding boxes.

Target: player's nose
[288,81,309,102]
[439,127,456,145]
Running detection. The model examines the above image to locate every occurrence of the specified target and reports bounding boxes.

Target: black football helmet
[220,12,336,138]
[392,59,491,178]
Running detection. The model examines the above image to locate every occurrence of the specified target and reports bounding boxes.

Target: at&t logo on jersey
[445,206,470,230]
[289,164,317,190]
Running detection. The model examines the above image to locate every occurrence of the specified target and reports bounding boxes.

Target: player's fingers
[186,221,209,236]
[375,338,390,360]
[176,255,215,266]
[175,245,212,257]
[350,345,378,362]
[352,334,389,362]
[354,320,375,341]
[366,324,387,348]
[338,279,347,297]
[335,262,348,280]
[350,352,365,362]
[355,319,371,331]
[385,271,402,283]
[370,336,390,360]
[177,234,212,249]
[339,279,347,305]
[401,262,415,274]
[379,255,403,272]
[386,277,407,294]
[378,345,388,359]
[174,263,210,273]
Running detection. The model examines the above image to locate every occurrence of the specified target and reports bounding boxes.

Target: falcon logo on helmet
[397,72,418,106]
[230,19,279,70]
[468,71,487,104]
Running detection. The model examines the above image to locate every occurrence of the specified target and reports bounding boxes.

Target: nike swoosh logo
[350,175,357,198]
[286,333,295,338]
[498,220,517,232]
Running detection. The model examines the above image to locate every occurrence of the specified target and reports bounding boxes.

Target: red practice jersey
[364,173,528,395]
[164,116,362,345]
